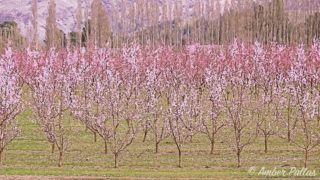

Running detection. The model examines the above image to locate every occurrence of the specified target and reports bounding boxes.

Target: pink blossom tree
[180,44,207,143]
[286,46,320,168]
[69,47,112,153]
[166,65,203,167]
[253,42,283,153]
[222,41,260,167]
[106,45,144,168]
[70,65,111,154]
[202,58,228,155]
[26,48,74,167]
[271,47,300,143]
[143,51,170,153]
[309,41,320,126]
[0,46,24,165]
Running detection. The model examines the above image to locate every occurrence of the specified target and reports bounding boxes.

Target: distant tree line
[0,0,319,50]
[0,20,25,49]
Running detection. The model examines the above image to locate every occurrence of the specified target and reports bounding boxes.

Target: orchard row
[1,41,320,168]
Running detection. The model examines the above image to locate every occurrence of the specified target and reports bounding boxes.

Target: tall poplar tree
[45,0,60,48]
[31,0,39,49]
[91,0,110,47]
[76,0,83,47]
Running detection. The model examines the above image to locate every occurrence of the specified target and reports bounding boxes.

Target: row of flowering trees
[1,40,320,168]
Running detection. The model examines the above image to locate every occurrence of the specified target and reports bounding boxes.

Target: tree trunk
[317,104,320,126]
[178,149,182,168]
[142,130,148,142]
[114,153,119,168]
[264,135,268,153]
[287,106,291,142]
[58,151,63,167]
[0,150,2,165]
[104,140,108,154]
[237,150,241,168]
[210,133,215,155]
[305,149,308,168]
[155,141,159,154]
[94,132,97,143]
[189,135,193,143]
[52,143,55,153]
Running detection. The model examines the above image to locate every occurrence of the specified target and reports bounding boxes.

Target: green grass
[0,107,319,179]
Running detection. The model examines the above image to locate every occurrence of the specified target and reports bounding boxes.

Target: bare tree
[161,0,168,45]
[128,2,136,43]
[173,0,182,49]
[150,1,160,48]
[45,0,61,49]
[91,0,110,47]
[84,2,89,45]
[110,1,119,48]
[137,0,146,45]
[31,0,39,49]
[120,0,128,46]
[76,0,83,47]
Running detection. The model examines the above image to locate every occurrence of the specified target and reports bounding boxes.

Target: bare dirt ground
[0,176,217,180]
[0,176,315,180]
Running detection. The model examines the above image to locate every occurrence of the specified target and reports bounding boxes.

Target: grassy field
[0,107,319,179]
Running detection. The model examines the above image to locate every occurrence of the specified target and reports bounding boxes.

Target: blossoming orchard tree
[253,42,282,154]
[0,47,24,165]
[310,42,320,126]
[105,68,142,168]
[178,44,207,143]
[25,48,74,167]
[106,45,144,168]
[285,46,320,168]
[202,54,228,155]
[166,67,203,168]
[277,48,300,143]
[222,41,260,167]
[69,47,112,153]
[143,50,170,153]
